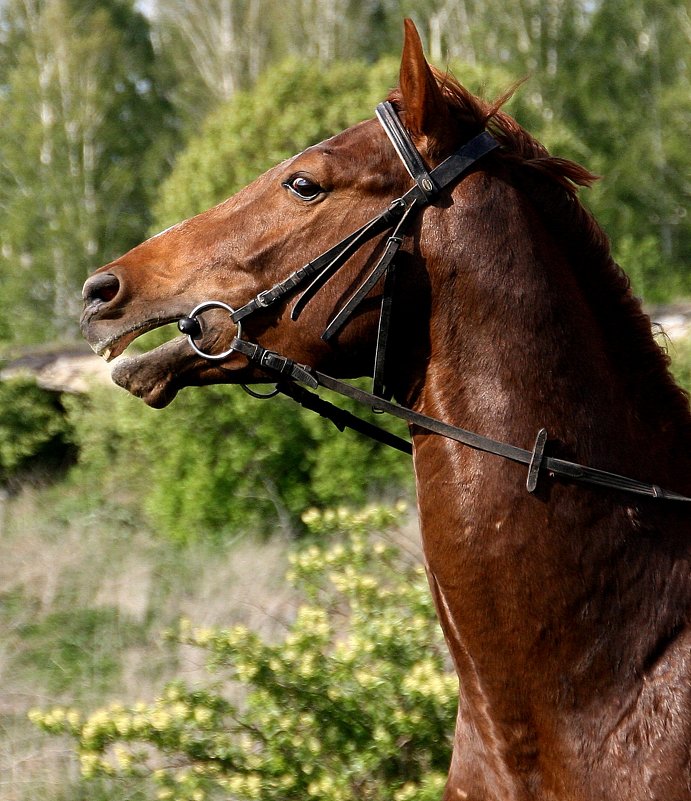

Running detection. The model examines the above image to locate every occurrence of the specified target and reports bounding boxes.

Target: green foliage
[566,0,691,298]
[0,378,71,483]
[153,54,576,229]
[670,335,691,394]
[64,383,411,541]
[17,606,142,695]
[32,505,456,800]
[153,57,398,227]
[0,0,178,344]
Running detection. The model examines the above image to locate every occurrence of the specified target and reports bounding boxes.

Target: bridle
[177,102,691,504]
[181,102,499,398]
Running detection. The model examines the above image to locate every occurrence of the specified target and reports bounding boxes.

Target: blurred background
[0,1,689,799]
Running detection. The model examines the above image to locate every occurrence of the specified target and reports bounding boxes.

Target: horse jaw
[110,337,192,408]
[109,336,248,408]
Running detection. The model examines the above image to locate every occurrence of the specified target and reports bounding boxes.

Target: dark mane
[396,70,691,443]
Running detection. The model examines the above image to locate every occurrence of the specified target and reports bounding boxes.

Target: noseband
[178,103,691,504]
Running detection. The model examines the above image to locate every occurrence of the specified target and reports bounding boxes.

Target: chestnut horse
[81,20,691,801]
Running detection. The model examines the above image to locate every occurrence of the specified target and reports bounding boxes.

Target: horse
[80,19,691,801]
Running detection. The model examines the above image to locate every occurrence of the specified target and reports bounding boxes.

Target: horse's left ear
[399,19,451,150]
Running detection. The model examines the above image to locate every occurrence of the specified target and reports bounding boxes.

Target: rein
[177,103,691,505]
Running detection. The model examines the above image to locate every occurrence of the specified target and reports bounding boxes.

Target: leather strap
[376,101,438,201]
[322,199,420,341]
[229,338,318,389]
[177,102,691,505]
[232,213,397,323]
[310,371,691,503]
[277,380,412,454]
[225,342,691,502]
[371,260,398,401]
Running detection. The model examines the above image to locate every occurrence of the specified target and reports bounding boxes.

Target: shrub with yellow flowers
[31,504,457,800]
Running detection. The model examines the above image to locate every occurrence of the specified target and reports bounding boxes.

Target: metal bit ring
[181,300,242,361]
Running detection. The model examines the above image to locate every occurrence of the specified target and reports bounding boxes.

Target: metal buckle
[180,300,242,361]
[255,289,272,308]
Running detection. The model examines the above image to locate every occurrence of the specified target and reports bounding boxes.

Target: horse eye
[284,175,323,201]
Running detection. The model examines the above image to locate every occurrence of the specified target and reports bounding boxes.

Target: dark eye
[283,174,323,201]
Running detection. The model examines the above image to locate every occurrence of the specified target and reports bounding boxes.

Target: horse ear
[399,19,450,147]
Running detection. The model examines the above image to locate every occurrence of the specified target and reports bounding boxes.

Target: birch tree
[0,0,177,343]
[149,0,271,124]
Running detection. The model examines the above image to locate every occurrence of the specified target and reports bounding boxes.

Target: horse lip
[110,337,188,407]
[83,314,182,362]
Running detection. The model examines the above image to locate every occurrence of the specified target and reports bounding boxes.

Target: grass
[0,482,299,801]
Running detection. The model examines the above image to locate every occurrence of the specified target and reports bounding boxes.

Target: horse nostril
[82,272,120,306]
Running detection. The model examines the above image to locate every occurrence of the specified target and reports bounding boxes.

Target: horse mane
[391,70,691,442]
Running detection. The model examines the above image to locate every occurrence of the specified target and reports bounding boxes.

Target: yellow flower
[79,753,101,778]
[170,702,189,721]
[150,710,172,730]
[66,709,81,729]
[300,507,321,526]
[113,713,132,736]
[244,772,262,799]
[113,745,132,770]
[193,707,213,726]
[192,626,214,646]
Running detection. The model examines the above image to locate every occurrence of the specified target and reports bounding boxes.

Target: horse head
[81,20,480,408]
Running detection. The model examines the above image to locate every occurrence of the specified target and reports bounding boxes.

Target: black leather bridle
[177,102,691,504]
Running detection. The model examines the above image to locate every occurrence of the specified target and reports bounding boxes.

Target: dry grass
[0,484,314,800]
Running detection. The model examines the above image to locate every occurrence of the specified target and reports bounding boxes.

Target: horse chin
[110,336,250,408]
[110,337,190,408]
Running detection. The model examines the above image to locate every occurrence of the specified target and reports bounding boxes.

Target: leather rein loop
[177,103,691,504]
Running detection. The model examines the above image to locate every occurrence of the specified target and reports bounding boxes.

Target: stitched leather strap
[310,371,691,503]
[376,101,438,201]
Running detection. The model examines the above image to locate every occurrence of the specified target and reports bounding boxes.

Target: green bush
[32,504,457,801]
[64,383,411,541]
[670,334,691,394]
[0,378,72,485]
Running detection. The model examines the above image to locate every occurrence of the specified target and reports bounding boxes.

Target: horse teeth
[102,347,113,361]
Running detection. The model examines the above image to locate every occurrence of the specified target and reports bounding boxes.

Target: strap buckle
[258,349,318,389]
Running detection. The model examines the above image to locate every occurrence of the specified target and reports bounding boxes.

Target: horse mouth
[80,314,188,406]
[81,311,181,362]
[81,311,245,409]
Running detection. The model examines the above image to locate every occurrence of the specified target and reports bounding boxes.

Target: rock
[0,347,112,394]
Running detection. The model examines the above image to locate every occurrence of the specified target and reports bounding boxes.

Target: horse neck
[407,168,691,485]
[405,171,691,707]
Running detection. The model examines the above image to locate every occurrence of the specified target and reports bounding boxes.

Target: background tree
[0,0,178,344]
[149,0,271,125]
[570,0,691,297]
